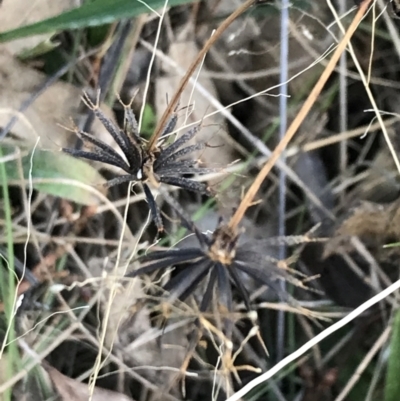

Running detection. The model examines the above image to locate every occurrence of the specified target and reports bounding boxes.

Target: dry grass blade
[228,0,372,230]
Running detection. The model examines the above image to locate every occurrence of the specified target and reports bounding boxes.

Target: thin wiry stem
[138,0,169,132]
[228,1,370,231]
[339,0,349,196]
[276,0,290,364]
[328,0,400,176]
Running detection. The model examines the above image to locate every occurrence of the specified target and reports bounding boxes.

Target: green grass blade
[0,146,18,401]
[0,0,195,42]
[385,310,400,401]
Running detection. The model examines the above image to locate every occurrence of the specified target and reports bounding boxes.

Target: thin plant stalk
[334,326,391,401]
[327,0,400,176]
[339,0,348,203]
[276,0,289,365]
[227,0,371,231]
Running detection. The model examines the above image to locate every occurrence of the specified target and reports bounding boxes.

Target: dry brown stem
[228,0,372,230]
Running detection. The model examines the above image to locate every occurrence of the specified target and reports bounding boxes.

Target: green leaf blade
[0,0,195,42]
[2,146,107,205]
[385,310,400,401]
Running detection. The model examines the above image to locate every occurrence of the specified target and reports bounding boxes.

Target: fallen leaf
[0,48,80,150]
[0,50,114,154]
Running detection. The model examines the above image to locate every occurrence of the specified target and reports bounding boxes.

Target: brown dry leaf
[45,363,135,401]
[0,48,80,149]
[0,49,116,156]
[0,0,75,55]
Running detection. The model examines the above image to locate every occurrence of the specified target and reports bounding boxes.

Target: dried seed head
[208,224,239,265]
[62,92,221,231]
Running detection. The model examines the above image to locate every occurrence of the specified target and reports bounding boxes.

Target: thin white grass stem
[138,0,169,132]
[376,0,400,60]
[22,138,39,287]
[139,39,334,131]
[88,183,133,399]
[92,194,151,394]
[136,0,161,17]
[322,328,355,364]
[6,306,89,346]
[184,31,211,125]
[328,0,400,175]
[225,277,400,401]
[0,322,81,393]
[367,2,376,85]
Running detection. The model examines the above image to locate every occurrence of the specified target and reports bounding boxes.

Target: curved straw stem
[228,0,372,231]
[147,0,258,151]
